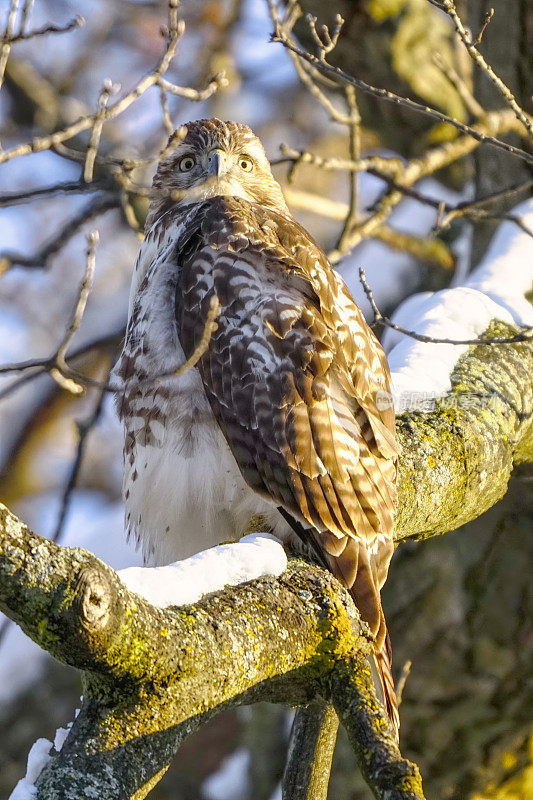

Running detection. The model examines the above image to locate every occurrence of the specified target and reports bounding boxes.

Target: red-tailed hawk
[115,118,400,734]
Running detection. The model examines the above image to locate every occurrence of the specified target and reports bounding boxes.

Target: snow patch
[384,198,533,412]
[119,532,287,608]
[9,738,53,800]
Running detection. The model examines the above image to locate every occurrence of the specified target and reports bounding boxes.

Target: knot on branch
[75,567,112,631]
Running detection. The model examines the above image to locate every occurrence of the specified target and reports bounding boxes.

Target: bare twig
[50,378,109,543]
[17,0,33,35]
[0,179,107,207]
[159,84,173,136]
[273,144,404,178]
[0,232,99,394]
[475,7,494,44]
[157,72,227,100]
[0,195,117,271]
[1,14,84,44]
[359,268,533,344]
[396,660,412,706]
[306,12,344,62]
[268,3,533,166]
[438,0,533,139]
[53,232,98,385]
[432,52,484,118]
[0,0,20,91]
[83,80,118,183]
[336,85,362,254]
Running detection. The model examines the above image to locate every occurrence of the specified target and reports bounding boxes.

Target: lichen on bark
[396,320,533,542]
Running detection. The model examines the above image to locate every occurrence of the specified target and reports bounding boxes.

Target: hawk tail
[277,510,399,737]
[319,531,400,739]
[369,634,400,741]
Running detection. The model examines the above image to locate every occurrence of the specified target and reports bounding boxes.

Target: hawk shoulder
[174,196,398,549]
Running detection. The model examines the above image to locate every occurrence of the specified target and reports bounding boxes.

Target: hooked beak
[207,148,228,178]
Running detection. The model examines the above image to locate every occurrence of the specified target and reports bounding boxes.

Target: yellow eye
[179,155,196,172]
[239,156,254,172]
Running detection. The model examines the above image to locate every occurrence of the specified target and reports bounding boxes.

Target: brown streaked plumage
[115,118,400,735]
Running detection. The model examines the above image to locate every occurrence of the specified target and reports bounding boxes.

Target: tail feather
[277,509,399,737]
[371,635,400,741]
[321,533,400,739]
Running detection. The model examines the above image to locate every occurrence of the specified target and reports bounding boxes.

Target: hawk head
[147,118,289,229]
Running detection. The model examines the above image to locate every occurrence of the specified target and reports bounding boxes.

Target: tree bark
[0,503,422,800]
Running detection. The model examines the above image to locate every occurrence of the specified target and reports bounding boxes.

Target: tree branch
[283,701,339,800]
[0,507,422,800]
[268,3,533,166]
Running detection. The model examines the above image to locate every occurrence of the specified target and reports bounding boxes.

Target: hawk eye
[238,156,254,172]
[179,155,196,172]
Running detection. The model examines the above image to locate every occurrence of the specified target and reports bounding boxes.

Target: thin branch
[157,72,227,100]
[50,379,108,543]
[268,3,533,166]
[83,80,118,183]
[0,14,84,44]
[432,51,484,118]
[0,232,99,395]
[475,7,494,44]
[273,144,404,177]
[438,0,533,139]
[0,0,20,91]
[0,179,107,207]
[159,84,173,136]
[396,660,412,707]
[336,85,362,254]
[359,268,533,344]
[0,195,117,271]
[51,231,98,393]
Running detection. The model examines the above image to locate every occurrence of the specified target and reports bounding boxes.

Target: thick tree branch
[0,506,422,800]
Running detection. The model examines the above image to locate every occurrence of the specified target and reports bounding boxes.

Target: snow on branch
[384,200,533,542]
[385,197,533,410]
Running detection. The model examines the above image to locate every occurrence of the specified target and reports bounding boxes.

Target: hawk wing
[176,196,398,563]
[177,195,400,734]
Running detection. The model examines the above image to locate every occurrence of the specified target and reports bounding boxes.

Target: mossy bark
[395,321,533,542]
[0,503,421,800]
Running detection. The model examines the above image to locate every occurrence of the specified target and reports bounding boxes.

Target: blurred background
[0,0,532,798]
